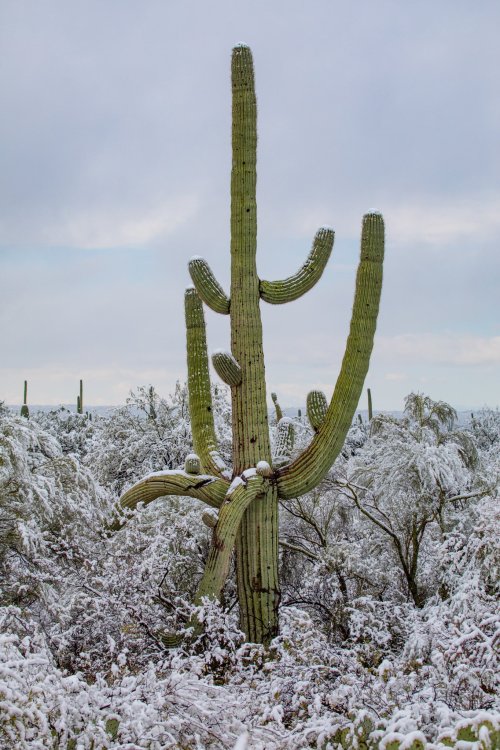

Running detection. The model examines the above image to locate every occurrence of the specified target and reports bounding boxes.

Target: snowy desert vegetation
[0,388,499,749]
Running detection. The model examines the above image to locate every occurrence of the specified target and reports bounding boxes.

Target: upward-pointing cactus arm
[259,227,334,304]
[307,390,328,432]
[276,212,384,500]
[185,288,230,478]
[188,257,230,314]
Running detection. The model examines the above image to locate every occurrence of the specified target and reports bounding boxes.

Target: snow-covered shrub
[33,406,96,461]
[0,410,108,609]
[1,390,499,749]
[86,383,232,496]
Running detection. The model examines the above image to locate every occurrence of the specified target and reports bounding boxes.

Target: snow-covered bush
[86,383,232,495]
[1,390,499,748]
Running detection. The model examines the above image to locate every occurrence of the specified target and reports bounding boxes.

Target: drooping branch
[212,350,242,387]
[259,227,334,304]
[276,212,385,500]
[188,257,230,314]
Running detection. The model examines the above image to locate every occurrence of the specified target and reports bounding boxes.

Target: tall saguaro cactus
[118,45,385,644]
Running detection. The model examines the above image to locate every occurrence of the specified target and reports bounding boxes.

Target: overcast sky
[1,0,499,411]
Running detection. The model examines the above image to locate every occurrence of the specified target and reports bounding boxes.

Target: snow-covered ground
[1,388,498,748]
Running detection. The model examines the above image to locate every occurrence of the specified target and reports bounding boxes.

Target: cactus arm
[259,227,334,305]
[117,470,228,523]
[185,288,229,478]
[195,470,266,602]
[307,390,328,432]
[212,350,242,386]
[276,212,384,500]
[188,257,230,314]
[273,417,295,467]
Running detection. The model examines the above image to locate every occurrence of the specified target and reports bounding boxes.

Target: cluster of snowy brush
[0,388,498,748]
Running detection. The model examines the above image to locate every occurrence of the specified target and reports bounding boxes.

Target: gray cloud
[1,0,499,409]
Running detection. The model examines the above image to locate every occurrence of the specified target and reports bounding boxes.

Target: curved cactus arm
[259,227,334,305]
[307,390,328,432]
[276,212,384,500]
[111,470,229,532]
[185,288,230,478]
[188,256,230,315]
[195,470,267,603]
[212,349,242,386]
[273,417,295,467]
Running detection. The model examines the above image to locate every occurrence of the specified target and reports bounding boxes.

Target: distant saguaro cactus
[20,380,29,418]
[77,380,83,414]
[271,392,283,422]
[118,46,385,644]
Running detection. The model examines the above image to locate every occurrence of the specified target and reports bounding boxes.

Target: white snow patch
[232,732,249,750]
[226,468,258,496]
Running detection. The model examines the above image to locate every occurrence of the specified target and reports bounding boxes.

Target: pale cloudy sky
[1,0,499,410]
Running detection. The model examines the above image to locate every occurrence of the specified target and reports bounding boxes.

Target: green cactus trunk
[118,45,385,647]
[230,47,277,642]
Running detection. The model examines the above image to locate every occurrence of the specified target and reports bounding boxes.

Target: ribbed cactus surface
[118,46,385,645]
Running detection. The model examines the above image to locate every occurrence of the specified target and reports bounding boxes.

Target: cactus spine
[20,380,29,418]
[118,46,385,645]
